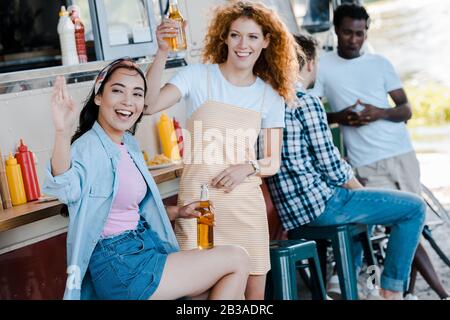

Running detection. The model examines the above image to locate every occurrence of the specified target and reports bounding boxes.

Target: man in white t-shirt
[310,3,449,300]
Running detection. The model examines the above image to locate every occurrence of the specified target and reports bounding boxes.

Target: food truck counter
[0,163,183,299]
[0,163,184,233]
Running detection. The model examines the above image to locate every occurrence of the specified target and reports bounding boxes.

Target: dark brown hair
[71,58,147,144]
[294,34,318,68]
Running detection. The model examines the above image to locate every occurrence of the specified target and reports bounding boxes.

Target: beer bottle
[163,0,187,52]
[197,184,214,249]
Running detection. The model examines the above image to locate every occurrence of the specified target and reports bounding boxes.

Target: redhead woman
[145,1,301,299]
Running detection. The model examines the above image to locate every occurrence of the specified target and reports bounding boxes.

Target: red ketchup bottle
[173,117,184,157]
[69,5,88,63]
[15,139,41,201]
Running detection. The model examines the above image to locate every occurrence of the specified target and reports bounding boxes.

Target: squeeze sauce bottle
[157,113,181,161]
[16,139,41,201]
[68,5,88,63]
[5,153,27,206]
[0,148,13,209]
[57,6,79,66]
[173,117,184,157]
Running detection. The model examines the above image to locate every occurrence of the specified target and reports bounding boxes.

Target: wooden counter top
[0,201,65,232]
[0,164,184,232]
[149,163,184,184]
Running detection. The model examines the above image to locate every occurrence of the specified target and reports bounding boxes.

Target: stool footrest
[286,223,376,300]
[269,239,326,300]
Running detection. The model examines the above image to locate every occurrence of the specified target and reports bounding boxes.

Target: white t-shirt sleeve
[261,90,285,128]
[382,58,403,92]
[168,64,203,98]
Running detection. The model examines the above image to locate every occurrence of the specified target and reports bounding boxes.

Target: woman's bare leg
[149,245,250,300]
[245,275,267,300]
[406,265,418,295]
[410,242,449,299]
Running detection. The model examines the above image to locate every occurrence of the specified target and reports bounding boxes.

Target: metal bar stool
[288,224,376,300]
[268,239,327,300]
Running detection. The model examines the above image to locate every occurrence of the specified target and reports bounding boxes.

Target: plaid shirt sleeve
[296,93,354,186]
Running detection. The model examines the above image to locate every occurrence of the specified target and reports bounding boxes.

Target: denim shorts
[88,220,168,300]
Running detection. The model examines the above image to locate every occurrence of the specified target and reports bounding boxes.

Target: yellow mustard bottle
[157,113,181,161]
[142,150,149,162]
[5,153,27,206]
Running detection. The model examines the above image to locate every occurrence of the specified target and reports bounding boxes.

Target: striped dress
[175,73,270,274]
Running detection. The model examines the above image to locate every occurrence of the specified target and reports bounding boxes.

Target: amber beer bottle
[164,0,187,52]
[197,184,214,249]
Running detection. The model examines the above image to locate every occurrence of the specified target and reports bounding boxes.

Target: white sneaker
[365,289,404,300]
[327,274,368,300]
[385,293,404,300]
[404,293,419,300]
[357,273,371,299]
[326,274,341,299]
[365,289,384,300]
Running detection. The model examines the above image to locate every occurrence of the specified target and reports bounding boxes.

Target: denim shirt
[43,122,179,300]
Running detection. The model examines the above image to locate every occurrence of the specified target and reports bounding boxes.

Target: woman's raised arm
[50,76,80,176]
[144,20,183,115]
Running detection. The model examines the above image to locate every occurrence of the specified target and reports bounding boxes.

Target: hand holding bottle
[178,200,216,222]
[156,19,186,52]
[165,201,215,223]
[51,76,80,136]
[178,201,202,219]
[197,184,214,249]
[155,20,175,53]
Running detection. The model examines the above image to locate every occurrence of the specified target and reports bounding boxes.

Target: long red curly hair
[202,1,302,104]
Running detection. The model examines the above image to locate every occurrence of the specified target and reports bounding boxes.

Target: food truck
[0,0,322,299]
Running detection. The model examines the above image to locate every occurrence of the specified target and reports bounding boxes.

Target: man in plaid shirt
[266,35,426,300]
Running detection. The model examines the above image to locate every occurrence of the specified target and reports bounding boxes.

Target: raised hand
[156,19,177,52]
[50,76,80,135]
[155,19,187,52]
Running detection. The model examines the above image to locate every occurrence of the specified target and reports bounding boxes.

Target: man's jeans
[308,187,426,292]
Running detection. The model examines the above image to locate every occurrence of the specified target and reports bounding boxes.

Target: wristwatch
[248,160,261,176]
